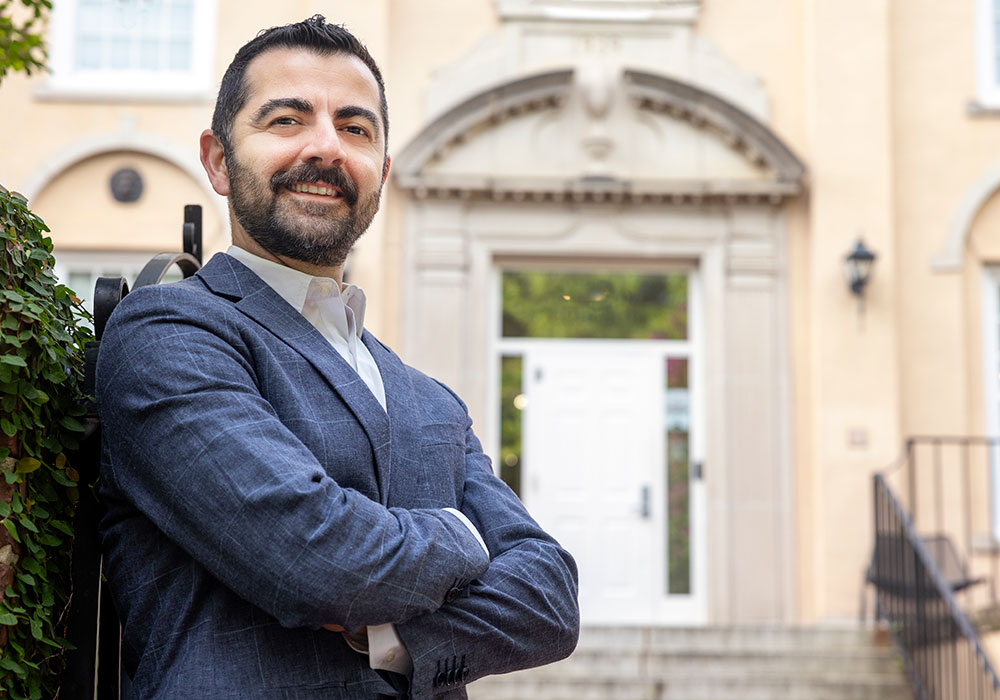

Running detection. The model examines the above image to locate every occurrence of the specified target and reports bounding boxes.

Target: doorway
[497,267,706,625]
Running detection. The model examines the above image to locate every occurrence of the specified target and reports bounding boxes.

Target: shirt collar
[226,245,368,338]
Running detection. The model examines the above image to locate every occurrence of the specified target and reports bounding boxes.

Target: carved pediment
[394,66,806,204]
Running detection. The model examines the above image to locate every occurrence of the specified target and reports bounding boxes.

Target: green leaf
[51,470,75,487]
[14,457,40,474]
[0,612,17,626]
[0,354,26,367]
[58,415,83,432]
[0,417,15,436]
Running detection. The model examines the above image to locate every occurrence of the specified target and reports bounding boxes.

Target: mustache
[270,164,359,205]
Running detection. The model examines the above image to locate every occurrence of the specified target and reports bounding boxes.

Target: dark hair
[211,15,388,155]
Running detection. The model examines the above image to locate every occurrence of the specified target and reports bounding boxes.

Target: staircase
[468,625,912,700]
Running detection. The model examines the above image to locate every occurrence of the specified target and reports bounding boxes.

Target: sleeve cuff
[443,507,490,558]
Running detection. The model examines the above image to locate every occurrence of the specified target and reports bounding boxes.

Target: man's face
[222,48,388,268]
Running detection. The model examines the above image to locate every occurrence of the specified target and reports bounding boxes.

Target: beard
[226,157,381,268]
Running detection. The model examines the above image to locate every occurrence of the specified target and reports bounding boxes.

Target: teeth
[291,183,337,196]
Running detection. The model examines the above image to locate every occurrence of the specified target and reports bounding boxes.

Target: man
[96,15,579,700]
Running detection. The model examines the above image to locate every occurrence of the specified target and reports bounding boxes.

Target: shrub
[0,184,92,700]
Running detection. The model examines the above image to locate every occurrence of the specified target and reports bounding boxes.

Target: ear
[200,129,231,196]
[381,154,391,185]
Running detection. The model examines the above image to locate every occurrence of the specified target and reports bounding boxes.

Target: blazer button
[461,665,470,681]
[445,586,462,603]
[435,671,447,687]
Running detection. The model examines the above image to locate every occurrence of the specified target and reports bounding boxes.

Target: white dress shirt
[226,246,488,676]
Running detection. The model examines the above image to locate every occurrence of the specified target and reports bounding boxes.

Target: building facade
[5,0,1000,630]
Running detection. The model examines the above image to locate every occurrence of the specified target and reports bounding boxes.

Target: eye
[270,116,299,127]
[341,124,370,137]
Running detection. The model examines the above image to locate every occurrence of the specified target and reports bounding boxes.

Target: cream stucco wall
[6,0,1000,630]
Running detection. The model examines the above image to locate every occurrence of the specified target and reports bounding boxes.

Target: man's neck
[230,233,345,284]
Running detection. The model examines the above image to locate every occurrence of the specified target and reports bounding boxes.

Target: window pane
[76,36,102,69]
[499,355,524,498]
[110,36,132,70]
[501,270,688,339]
[139,39,160,71]
[169,1,194,34]
[77,1,104,31]
[140,0,164,30]
[666,356,691,595]
[168,38,191,71]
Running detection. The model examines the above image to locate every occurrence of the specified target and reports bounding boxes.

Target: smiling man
[95,16,578,700]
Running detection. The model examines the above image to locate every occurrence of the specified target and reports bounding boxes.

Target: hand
[322,624,346,632]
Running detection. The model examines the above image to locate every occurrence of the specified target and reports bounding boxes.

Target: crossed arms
[97,278,579,698]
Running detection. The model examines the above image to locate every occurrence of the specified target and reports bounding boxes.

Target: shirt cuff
[443,507,490,557]
[367,623,413,675]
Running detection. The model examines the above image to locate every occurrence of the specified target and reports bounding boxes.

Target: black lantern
[844,238,876,298]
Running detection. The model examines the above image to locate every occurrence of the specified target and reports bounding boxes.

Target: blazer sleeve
[395,391,580,700]
[97,283,490,631]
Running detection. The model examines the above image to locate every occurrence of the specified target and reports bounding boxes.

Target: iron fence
[873,473,1000,699]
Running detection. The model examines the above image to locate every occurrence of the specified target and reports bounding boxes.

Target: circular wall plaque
[110,167,144,203]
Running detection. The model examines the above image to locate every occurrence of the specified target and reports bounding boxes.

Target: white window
[977,0,1000,107]
[53,250,183,319]
[981,267,1000,537]
[41,0,216,100]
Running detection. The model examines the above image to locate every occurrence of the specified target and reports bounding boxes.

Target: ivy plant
[0,0,51,83]
[0,184,92,700]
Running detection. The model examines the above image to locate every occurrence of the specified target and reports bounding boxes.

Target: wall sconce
[844,238,876,318]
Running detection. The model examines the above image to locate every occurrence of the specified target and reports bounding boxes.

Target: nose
[301,119,346,168]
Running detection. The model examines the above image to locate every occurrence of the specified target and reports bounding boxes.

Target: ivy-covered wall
[0,185,91,699]
[1,3,95,697]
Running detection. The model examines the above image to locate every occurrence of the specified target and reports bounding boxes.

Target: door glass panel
[499,355,524,498]
[666,356,691,594]
[502,271,688,340]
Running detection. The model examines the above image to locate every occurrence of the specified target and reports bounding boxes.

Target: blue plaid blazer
[96,253,579,699]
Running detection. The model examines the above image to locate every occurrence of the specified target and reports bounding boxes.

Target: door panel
[523,345,674,624]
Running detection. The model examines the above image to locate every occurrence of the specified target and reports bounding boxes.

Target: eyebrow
[250,97,313,124]
[249,99,382,139]
[335,105,382,139]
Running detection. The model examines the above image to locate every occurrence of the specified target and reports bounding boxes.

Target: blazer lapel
[361,333,421,505]
[195,253,392,502]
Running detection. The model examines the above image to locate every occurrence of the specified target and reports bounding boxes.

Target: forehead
[240,47,382,116]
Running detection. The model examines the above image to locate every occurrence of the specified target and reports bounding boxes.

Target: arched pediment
[394,66,807,204]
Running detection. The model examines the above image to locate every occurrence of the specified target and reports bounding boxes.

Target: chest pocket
[407,422,466,508]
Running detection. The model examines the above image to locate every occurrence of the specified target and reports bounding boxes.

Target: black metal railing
[873,472,1000,699]
[62,205,204,700]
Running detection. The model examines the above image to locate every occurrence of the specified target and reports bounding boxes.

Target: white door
[521,342,705,625]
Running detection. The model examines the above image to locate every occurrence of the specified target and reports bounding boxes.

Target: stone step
[469,625,913,700]
[573,625,890,653]
[529,646,903,677]
[470,675,912,700]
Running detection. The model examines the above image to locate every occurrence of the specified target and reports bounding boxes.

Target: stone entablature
[494,0,701,23]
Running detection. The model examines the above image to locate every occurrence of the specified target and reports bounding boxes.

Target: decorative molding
[624,69,807,187]
[494,0,700,23]
[395,67,806,204]
[934,160,1000,272]
[404,176,797,205]
[17,130,228,227]
[394,69,574,182]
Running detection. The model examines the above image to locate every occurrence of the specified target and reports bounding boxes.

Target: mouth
[286,182,344,198]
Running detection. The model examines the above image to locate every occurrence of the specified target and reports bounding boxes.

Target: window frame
[976,0,1000,107]
[39,0,217,102]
